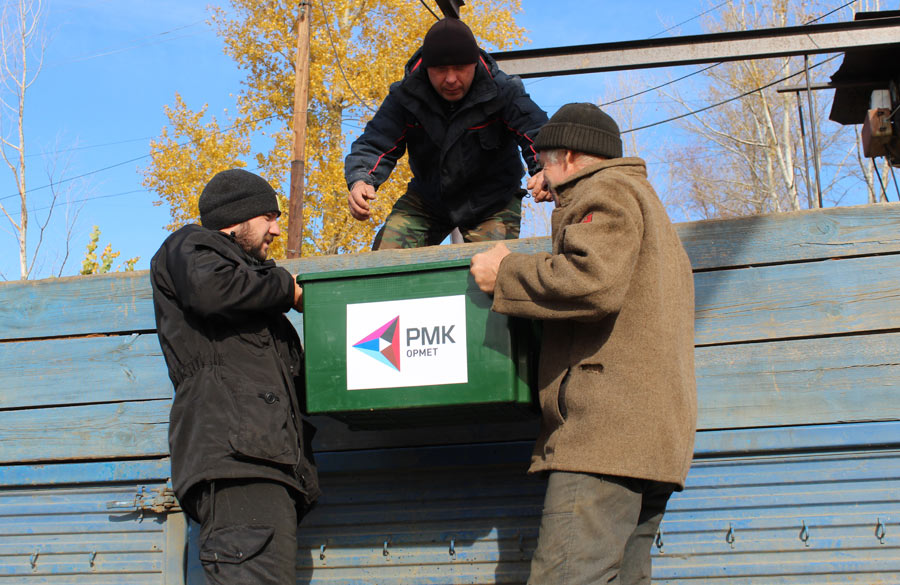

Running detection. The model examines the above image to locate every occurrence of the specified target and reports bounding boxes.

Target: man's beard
[233,223,271,261]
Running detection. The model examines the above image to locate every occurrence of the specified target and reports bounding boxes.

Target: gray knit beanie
[534,102,623,159]
[198,169,280,230]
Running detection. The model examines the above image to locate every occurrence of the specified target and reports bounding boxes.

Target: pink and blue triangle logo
[352,316,401,371]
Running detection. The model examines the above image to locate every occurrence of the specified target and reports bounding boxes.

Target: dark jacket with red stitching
[344,48,548,228]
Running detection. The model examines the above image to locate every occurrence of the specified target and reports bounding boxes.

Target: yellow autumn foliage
[142,0,526,257]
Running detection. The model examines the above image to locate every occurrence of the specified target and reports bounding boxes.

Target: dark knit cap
[198,169,281,230]
[534,102,623,159]
[422,18,479,67]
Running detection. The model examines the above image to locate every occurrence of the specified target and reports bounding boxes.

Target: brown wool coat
[493,157,697,488]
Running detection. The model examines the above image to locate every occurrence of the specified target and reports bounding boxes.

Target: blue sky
[0,1,851,279]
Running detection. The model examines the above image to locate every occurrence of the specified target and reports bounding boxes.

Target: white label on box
[346,295,468,390]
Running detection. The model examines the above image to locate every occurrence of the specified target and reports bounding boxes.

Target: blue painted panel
[694,254,900,344]
[0,334,170,409]
[0,400,171,464]
[0,482,184,584]
[0,460,172,488]
[282,448,900,584]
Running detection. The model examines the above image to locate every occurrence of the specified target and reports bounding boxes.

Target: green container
[298,258,538,429]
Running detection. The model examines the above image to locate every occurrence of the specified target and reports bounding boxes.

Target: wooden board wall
[1,203,899,467]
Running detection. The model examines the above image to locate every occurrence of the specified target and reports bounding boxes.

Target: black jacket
[150,224,320,508]
[344,49,548,228]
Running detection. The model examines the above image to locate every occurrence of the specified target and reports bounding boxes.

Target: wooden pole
[287,0,311,258]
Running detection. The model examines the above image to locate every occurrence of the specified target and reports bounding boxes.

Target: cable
[25,136,157,159]
[320,3,378,115]
[891,164,900,202]
[623,54,839,134]
[649,1,729,38]
[0,113,279,203]
[873,159,889,202]
[418,0,441,21]
[601,0,856,112]
[45,20,208,68]
[602,63,720,107]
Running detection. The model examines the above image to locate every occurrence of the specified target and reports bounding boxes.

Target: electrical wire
[622,54,839,134]
[891,164,900,202]
[320,3,378,114]
[601,0,857,112]
[649,1,729,38]
[872,159,890,202]
[0,113,279,203]
[45,20,208,68]
[418,0,441,21]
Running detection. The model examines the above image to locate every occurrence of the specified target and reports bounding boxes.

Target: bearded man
[150,168,320,585]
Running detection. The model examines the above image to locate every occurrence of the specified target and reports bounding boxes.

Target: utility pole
[287,0,311,258]
[435,0,465,18]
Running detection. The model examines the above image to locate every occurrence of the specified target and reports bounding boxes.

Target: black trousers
[183,479,302,585]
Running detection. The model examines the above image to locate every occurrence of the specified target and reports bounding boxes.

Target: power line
[418,0,441,21]
[45,20,208,68]
[623,55,839,134]
[0,113,279,203]
[25,136,156,158]
[649,1,729,38]
[601,0,857,111]
[320,3,378,115]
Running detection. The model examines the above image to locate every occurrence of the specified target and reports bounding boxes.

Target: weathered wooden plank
[2,204,897,342]
[280,203,900,275]
[695,254,900,344]
[0,270,154,340]
[0,400,170,464]
[676,202,900,270]
[696,332,900,428]
[3,330,896,445]
[0,459,172,488]
[0,334,170,409]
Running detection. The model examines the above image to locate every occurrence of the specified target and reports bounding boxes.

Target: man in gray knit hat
[150,169,320,585]
[471,103,697,585]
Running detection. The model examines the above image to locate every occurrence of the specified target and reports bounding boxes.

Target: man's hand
[470,243,511,295]
[348,181,376,220]
[292,280,304,312]
[527,170,552,202]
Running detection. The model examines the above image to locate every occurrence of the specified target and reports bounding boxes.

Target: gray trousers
[527,472,673,585]
[183,479,301,585]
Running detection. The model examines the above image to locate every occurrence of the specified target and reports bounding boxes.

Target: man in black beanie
[471,103,697,585]
[345,17,549,249]
[150,168,320,585]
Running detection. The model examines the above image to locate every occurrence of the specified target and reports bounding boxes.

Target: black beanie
[198,169,281,230]
[422,18,479,67]
[534,102,623,159]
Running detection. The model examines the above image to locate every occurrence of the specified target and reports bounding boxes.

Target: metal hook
[449,538,456,557]
[319,544,326,560]
[383,540,390,557]
[517,532,524,552]
[799,521,810,547]
[30,552,38,569]
[725,524,735,549]
[876,518,886,545]
[655,529,664,552]
[89,551,97,567]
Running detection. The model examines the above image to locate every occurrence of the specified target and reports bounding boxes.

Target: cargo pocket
[228,387,298,465]
[199,524,273,565]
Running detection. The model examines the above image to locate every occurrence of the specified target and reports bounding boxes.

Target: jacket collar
[553,157,648,208]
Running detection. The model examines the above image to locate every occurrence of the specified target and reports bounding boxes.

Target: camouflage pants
[372,189,522,250]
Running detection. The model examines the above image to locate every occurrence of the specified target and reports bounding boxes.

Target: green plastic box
[298,258,538,429]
